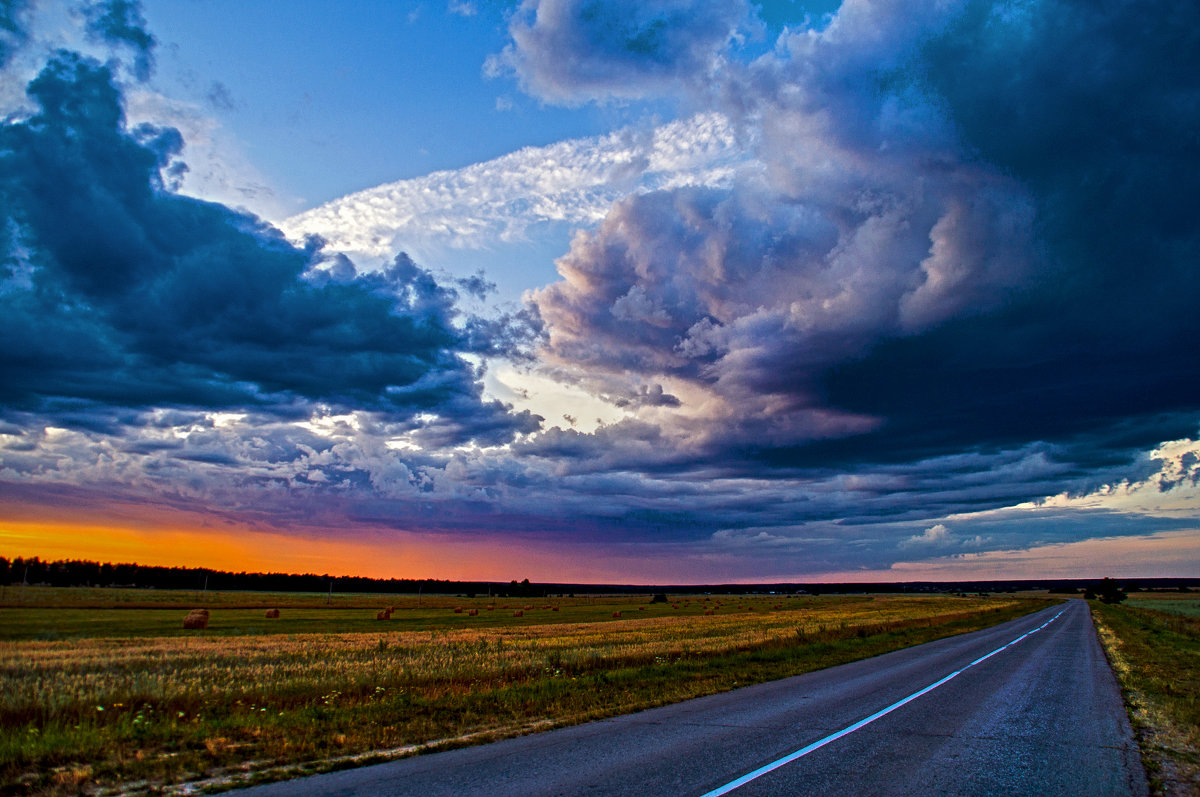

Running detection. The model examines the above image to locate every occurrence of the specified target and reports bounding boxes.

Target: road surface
[235,599,1146,796]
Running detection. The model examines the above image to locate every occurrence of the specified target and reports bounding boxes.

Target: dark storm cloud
[0,52,538,444]
[527,0,1200,485]
[801,0,1200,468]
[490,0,753,104]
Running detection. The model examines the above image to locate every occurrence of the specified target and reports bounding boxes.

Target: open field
[1126,592,1200,618]
[1,586,761,640]
[1091,595,1200,796]
[0,591,1055,795]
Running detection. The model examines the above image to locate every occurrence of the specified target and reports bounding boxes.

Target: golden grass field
[0,589,1055,795]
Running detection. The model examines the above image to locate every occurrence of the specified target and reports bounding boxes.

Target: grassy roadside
[0,594,1053,795]
[1090,599,1200,796]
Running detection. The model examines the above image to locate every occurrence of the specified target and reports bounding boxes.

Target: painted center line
[699,607,1068,797]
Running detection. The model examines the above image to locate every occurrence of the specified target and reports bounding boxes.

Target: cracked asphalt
[234,599,1146,797]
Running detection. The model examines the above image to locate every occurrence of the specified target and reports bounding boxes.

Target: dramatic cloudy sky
[1,0,1197,583]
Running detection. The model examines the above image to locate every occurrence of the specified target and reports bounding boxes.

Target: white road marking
[699,607,1068,797]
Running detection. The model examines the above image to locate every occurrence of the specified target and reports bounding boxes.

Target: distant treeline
[0,557,542,597]
[1,556,1195,596]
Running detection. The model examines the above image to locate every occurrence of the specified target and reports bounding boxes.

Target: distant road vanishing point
[236,600,1146,796]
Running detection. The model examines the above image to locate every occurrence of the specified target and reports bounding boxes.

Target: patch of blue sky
[140,0,678,211]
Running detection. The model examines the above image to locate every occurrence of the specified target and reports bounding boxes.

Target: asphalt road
[235,599,1146,797]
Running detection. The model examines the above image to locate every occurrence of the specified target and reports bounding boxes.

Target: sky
[0,0,1197,584]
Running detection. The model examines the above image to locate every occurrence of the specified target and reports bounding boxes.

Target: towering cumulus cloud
[526,0,1200,473]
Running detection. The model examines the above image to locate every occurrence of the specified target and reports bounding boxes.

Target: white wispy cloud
[279,112,747,263]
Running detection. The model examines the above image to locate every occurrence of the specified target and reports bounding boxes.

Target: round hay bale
[513,610,523,617]
[611,611,622,618]
[183,610,209,629]
[264,608,280,618]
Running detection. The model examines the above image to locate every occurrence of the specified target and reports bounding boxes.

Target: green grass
[1091,598,1200,795]
[1126,598,1200,618]
[0,591,1055,795]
